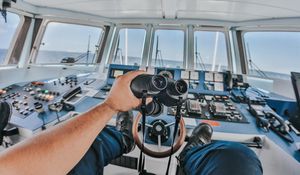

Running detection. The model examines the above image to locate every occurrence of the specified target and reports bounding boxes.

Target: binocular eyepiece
[130,74,188,116]
[157,79,188,107]
[130,74,168,98]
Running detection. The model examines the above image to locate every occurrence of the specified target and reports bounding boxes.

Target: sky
[1,12,300,75]
[244,32,300,74]
[0,12,20,49]
[118,28,145,59]
[39,22,103,53]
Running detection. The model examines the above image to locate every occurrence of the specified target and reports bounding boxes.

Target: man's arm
[0,71,145,175]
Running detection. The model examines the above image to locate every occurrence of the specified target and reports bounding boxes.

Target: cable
[138,91,147,174]
[165,97,183,175]
[55,110,61,123]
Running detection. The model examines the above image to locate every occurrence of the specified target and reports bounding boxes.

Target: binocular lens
[167,79,188,96]
[146,100,163,116]
[152,75,168,90]
[175,79,188,95]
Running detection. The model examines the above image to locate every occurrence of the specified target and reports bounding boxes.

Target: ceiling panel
[24,0,163,18]
[23,0,300,22]
[176,0,300,21]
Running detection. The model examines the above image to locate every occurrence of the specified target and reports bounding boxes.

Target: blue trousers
[69,126,263,175]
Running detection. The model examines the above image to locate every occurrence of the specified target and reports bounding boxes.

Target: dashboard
[0,64,300,162]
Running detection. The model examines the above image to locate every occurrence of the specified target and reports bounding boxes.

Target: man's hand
[103,70,147,112]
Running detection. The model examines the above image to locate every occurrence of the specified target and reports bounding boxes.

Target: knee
[220,141,256,155]
[217,141,258,160]
[213,142,263,174]
[181,141,263,175]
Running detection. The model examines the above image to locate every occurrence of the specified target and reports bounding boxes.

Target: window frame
[149,26,187,69]
[192,27,232,72]
[29,19,106,65]
[0,11,25,66]
[109,25,147,66]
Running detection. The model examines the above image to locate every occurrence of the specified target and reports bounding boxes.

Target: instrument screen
[181,71,190,79]
[112,70,124,78]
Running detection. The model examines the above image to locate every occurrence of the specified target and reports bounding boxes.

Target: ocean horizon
[0,48,291,80]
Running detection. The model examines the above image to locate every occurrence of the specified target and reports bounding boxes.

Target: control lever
[34,102,44,113]
[62,86,81,101]
[264,111,289,133]
[34,102,46,130]
[249,103,294,143]
[48,102,63,112]
[264,111,294,143]
[256,117,270,132]
[248,104,270,132]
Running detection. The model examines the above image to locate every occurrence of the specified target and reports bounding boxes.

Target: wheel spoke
[165,122,175,127]
[157,135,162,151]
[139,122,153,128]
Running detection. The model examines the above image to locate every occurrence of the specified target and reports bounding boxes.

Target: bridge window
[244,32,300,80]
[112,28,146,66]
[0,12,20,65]
[35,22,104,64]
[194,31,228,71]
[151,29,184,68]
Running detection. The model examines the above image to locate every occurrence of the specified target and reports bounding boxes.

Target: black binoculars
[130,74,188,116]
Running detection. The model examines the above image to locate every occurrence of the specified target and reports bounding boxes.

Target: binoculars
[130,74,188,116]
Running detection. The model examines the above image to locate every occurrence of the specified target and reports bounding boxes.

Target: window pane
[151,29,184,68]
[244,32,300,80]
[36,22,103,64]
[194,31,228,71]
[112,28,146,65]
[0,12,20,65]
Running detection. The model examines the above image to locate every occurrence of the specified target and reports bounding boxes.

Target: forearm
[0,102,116,175]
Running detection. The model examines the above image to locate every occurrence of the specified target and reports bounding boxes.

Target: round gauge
[158,70,173,79]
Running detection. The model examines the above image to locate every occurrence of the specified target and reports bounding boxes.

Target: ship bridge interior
[0,0,300,174]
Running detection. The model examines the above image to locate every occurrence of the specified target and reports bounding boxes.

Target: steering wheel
[132,113,186,158]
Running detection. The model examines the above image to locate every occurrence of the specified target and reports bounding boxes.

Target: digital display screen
[109,69,137,79]
[113,70,124,78]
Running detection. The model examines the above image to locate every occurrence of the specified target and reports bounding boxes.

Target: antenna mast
[246,43,269,78]
[86,34,91,64]
[114,36,123,64]
[154,36,163,66]
[195,37,206,71]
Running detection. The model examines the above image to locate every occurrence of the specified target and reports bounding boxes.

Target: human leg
[178,123,262,175]
[68,111,135,175]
